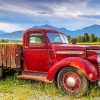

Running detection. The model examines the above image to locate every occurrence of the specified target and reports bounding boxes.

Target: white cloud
[51,1,100,18]
[0,1,87,17]
[0,4,38,16]
[0,0,100,18]
[0,22,31,32]
[0,0,100,32]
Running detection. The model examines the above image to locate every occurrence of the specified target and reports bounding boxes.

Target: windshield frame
[47,32,69,44]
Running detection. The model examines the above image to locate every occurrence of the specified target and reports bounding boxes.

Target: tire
[0,67,3,79]
[57,67,89,97]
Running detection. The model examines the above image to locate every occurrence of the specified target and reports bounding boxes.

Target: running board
[17,75,52,83]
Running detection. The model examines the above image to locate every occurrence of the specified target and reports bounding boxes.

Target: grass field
[0,42,22,45]
[77,42,100,45]
[0,42,100,45]
[0,41,100,45]
[0,72,99,100]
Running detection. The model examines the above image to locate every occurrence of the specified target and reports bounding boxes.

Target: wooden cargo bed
[0,45,22,69]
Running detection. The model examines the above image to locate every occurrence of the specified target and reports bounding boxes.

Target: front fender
[47,57,98,82]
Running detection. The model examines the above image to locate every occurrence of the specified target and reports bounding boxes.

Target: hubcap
[66,77,76,87]
[62,72,81,92]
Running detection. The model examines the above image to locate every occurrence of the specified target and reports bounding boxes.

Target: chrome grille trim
[87,50,100,53]
[97,52,100,77]
[97,53,100,65]
[56,51,84,55]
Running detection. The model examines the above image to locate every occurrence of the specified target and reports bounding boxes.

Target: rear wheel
[57,67,89,97]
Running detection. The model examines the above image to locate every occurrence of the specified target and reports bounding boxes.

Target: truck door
[23,32,50,72]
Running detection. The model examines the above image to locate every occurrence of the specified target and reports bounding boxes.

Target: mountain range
[0,24,100,40]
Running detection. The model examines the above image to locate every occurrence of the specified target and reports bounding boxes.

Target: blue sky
[0,0,100,32]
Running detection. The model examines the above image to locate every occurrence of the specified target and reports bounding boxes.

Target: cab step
[17,75,52,83]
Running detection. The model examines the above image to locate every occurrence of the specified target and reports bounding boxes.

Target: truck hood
[51,44,100,60]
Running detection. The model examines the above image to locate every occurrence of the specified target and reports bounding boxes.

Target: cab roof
[24,28,59,33]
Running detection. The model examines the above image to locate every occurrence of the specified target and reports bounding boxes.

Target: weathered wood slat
[3,45,7,67]
[0,45,2,66]
[11,45,16,68]
[0,44,22,68]
[16,45,22,68]
[7,45,11,68]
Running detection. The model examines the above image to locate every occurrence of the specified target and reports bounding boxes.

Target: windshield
[47,33,69,44]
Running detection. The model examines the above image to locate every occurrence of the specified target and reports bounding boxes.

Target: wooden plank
[11,45,16,68]
[7,45,11,68]
[2,45,7,67]
[0,45,2,66]
[15,45,22,68]
[2,45,4,67]
[0,44,22,68]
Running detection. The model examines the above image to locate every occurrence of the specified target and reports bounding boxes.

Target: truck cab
[23,28,68,72]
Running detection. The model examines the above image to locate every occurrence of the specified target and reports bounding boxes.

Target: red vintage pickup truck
[0,28,100,97]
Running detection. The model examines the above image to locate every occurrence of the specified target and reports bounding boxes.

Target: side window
[29,33,45,45]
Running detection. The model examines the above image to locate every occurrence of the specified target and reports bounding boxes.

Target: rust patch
[17,75,52,83]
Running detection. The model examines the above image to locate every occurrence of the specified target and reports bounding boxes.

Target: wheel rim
[62,72,81,92]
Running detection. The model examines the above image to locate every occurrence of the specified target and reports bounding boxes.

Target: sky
[0,0,100,32]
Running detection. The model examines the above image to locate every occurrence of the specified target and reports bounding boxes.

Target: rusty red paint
[17,74,52,83]
[47,57,98,82]
[22,28,100,82]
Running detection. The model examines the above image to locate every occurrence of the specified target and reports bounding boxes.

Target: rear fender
[47,57,98,82]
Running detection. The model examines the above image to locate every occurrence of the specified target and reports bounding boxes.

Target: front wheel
[57,67,89,97]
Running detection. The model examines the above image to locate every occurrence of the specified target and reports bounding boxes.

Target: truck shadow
[2,69,17,79]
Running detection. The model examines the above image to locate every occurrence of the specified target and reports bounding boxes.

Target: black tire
[57,67,89,97]
[0,67,2,79]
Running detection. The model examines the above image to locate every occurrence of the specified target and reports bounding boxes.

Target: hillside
[0,24,100,40]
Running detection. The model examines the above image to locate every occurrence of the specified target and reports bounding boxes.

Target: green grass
[0,41,100,45]
[0,42,22,45]
[0,75,99,100]
[77,42,100,45]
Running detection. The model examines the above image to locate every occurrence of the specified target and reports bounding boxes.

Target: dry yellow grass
[77,42,100,45]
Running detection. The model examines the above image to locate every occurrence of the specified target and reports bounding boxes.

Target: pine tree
[83,33,89,42]
[90,33,96,42]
